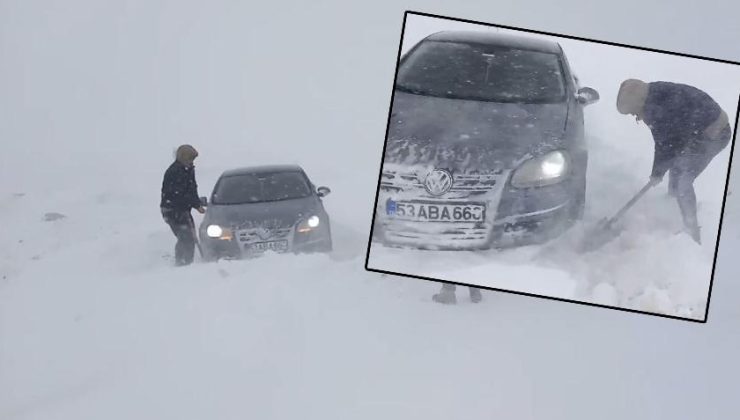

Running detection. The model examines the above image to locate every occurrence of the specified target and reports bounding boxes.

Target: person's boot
[469,288,482,303]
[687,224,701,244]
[432,284,457,305]
[675,226,701,244]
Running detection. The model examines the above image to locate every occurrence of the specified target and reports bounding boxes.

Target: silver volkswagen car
[372,30,599,250]
[199,165,333,260]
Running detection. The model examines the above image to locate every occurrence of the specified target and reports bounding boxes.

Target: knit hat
[175,144,199,166]
[616,79,649,116]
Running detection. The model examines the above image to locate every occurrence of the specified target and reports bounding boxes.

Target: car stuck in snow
[199,164,333,260]
[373,30,600,250]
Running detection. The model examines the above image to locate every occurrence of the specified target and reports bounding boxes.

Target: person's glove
[648,175,664,187]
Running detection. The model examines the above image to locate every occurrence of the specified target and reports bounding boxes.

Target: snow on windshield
[396,41,566,103]
[213,172,312,204]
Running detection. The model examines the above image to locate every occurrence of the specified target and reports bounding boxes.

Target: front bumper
[200,225,332,260]
[375,172,576,250]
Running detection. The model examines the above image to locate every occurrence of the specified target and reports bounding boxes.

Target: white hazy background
[2,1,740,420]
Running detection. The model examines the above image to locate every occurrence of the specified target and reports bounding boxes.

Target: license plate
[249,240,289,252]
[385,199,486,222]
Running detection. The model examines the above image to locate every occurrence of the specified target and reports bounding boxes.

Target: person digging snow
[616,79,731,244]
[432,283,482,305]
[160,144,205,266]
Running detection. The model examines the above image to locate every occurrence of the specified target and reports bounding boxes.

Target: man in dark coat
[617,79,731,244]
[161,144,205,266]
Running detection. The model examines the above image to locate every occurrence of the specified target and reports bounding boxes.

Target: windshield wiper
[395,84,428,96]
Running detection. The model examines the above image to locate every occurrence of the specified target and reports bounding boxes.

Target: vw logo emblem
[423,169,453,196]
[255,227,273,240]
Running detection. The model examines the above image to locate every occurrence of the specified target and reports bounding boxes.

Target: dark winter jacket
[160,161,201,212]
[642,82,726,178]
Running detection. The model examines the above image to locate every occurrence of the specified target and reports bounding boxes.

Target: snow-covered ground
[367,14,740,320]
[2,2,740,419]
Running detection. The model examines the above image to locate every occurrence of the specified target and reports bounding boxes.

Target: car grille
[380,167,503,198]
[377,166,508,248]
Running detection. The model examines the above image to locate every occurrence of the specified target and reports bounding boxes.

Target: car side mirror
[317,186,331,197]
[576,87,599,106]
[199,196,208,207]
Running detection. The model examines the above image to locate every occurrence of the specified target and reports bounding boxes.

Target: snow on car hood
[384,91,571,171]
[203,196,320,230]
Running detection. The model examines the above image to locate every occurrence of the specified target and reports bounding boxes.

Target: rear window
[213,171,312,205]
[396,40,566,103]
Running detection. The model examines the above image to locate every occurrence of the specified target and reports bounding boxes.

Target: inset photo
[366,11,740,321]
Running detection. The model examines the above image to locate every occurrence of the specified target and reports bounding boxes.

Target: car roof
[423,30,562,54]
[220,164,305,177]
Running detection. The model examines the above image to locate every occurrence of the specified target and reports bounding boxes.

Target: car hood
[384,91,571,171]
[203,196,319,230]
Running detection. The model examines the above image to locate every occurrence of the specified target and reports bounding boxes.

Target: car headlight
[510,151,569,188]
[308,215,320,228]
[297,215,320,233]
[206,224,233,240]
[206,225,223,238]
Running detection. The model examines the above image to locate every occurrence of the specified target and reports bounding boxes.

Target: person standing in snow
[160,144,205,266]
[432,283,482,305]
[616,79,731,244]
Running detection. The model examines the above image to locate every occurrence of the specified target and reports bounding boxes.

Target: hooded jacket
[160,145,201,212]
[623,81,728,178]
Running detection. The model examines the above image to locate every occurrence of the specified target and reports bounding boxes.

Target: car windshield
[213,171,312,205]
[396,41,566,103]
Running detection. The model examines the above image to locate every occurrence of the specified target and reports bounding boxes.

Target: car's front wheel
[322,238,333,253]
[569,174,587,222]
[198,245,219,263]
[320,223,333,253]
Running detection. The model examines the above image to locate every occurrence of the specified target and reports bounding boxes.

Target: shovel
[578,181,656,253]
[187,211,204,260]
[190,196,211,260]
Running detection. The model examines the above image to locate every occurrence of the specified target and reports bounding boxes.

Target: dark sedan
[199,165,332,260]
[373,30,599,250]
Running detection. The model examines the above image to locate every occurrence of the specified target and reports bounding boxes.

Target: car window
[396,41,566,103]
[213,171,313,205]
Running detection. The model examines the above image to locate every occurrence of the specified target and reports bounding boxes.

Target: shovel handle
[187,212,204,259]
[609,181,655,224]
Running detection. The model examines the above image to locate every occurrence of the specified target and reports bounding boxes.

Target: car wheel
[323,224,333,253]
[200,254,215,263]
[572,155,588,222]
[569,176,587,222]
[199,247,218,263]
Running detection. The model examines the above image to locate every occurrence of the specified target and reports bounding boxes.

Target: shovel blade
[578,218,621,253]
